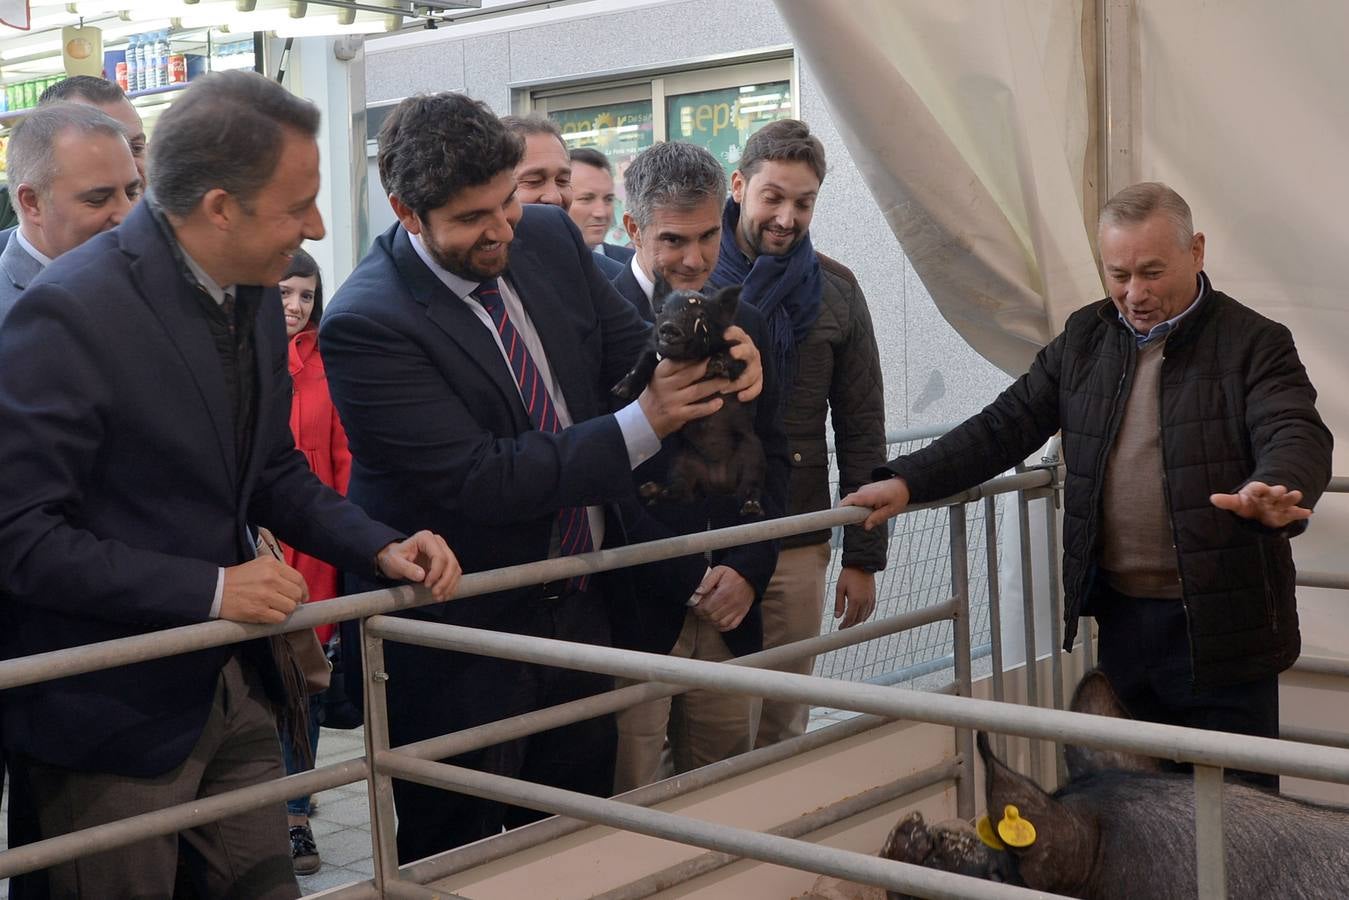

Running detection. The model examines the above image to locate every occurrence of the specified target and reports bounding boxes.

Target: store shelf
[0,81,190,126]
[127,81,192,102]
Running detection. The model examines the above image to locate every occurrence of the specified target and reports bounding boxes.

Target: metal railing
[817,423,998,687]
[0,465,1344,899]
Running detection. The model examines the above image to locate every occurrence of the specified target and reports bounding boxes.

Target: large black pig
[612,280,765,516]
[882,670,1349,899]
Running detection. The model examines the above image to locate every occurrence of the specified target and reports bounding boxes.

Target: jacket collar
[383,207,599,424]
[507,206,600,423]
[386,225,527,427]
[118,200,269,486]
[1095,271,1216,350]
[1,228,44,292]
[611,259,654,323]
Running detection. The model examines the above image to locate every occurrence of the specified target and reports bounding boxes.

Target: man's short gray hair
[1098,182,1195,248]
[6,102,128,201]
[624,142,726,229]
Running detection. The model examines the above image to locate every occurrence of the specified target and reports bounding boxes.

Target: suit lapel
[506,227,596,423]
[240,284,277,504]
[1,231,43,292]
[390,228,528,429]
[121,205,238,484]
[612,265,654,323]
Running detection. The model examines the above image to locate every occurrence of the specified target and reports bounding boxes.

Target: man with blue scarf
[708,119,888,749]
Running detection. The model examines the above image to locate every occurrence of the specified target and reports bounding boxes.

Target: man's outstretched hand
[1210,481,1312,530]
[840,477,911,531]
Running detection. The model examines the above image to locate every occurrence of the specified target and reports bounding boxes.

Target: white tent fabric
[776,0,1104,664]
[778,0,1349,664]
[775,0,1103,377]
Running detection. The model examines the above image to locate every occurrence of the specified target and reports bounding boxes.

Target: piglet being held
[613,281,766,517]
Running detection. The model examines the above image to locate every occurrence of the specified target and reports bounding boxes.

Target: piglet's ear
[710,285,741,320]
[978,732,1096,896]
[653,275,674,307]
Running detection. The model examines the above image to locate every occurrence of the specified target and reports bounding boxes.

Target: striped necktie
[471,279,593,583]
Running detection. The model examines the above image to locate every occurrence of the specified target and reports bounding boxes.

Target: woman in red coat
[278,248,349,877]
[282,249,350,642]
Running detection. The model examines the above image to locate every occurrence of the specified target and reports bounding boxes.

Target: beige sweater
[1098,338,1183,599]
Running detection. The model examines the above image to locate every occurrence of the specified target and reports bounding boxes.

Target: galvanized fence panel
[815,429,1001,687]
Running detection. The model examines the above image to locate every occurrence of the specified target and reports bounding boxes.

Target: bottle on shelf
[142,33,155,89]
[147,32,161,89]
[136,34,149,91]
[156,31,170,87]
[126,34,139,93]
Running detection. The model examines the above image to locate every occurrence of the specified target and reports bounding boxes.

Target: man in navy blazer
[606,141,790,793]
[321,93,765,862]
[0,72,459,898]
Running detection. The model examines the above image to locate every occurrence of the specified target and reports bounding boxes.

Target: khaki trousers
[613,610,753,793]
[17,656,298,900]
[752,542,831,748]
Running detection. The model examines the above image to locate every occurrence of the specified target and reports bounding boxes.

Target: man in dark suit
[0,102,141,323]
[569,146,636,269]
[320,92,765,862]
[0,71,460,899]
[607,141,790,792]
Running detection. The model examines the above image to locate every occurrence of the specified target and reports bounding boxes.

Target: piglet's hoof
[639,482,664,505]
[739,499,764,517]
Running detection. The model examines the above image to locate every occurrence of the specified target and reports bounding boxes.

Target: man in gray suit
[0,103,141,321]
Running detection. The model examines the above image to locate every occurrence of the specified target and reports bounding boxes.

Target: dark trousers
[1094,586,1280,791]
[384,588,617,864]
[9,656,299,899]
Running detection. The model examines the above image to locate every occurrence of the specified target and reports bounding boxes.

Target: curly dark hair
[377,93,524,218]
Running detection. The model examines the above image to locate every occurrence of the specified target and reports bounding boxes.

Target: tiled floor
[294,726,379,895]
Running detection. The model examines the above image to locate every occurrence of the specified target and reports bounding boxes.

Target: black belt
[536,578,587,602]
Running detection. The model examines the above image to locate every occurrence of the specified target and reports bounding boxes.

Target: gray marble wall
[363,0,1014,432]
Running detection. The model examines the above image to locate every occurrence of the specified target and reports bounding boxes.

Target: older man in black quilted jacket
[845,182,1332,787]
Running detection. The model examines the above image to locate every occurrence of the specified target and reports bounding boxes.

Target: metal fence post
[1016,489,1042,779]
[361,619,402,893]
[950,503,975,820]
[1194,764,1227,899]
[983,495,1007,759]
[1043,495,1067,786]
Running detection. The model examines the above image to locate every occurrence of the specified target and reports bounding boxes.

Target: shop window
[524,55,795,246]
[666,80,793,178]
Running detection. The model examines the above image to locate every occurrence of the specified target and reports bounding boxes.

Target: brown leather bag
[256,527,332,695]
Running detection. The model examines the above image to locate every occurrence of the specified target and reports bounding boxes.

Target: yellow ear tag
[976,815,1006,850]
[996,804,1037,848]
